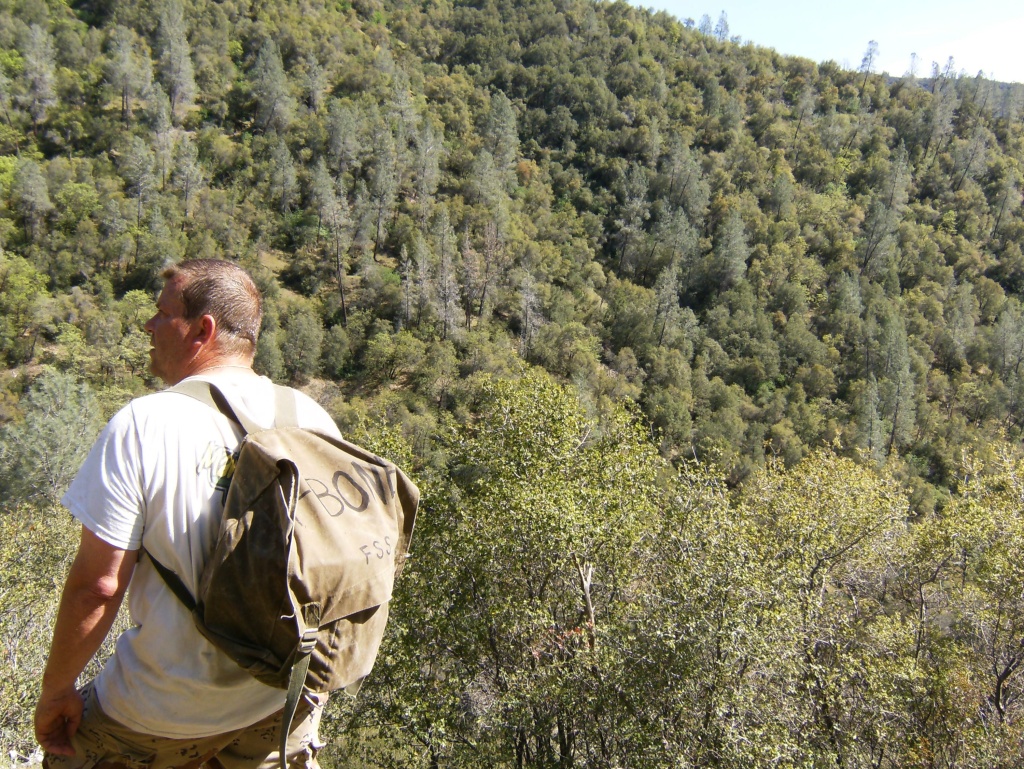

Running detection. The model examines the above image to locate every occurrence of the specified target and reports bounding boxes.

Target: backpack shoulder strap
[271,383,299,429]
[143,549,197,610]
[172,378,300,434]
[174,377,310,769]
[171,378,252,432]
[281,626,318,769]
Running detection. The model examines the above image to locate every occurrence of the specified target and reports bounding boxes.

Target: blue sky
[631,0,1024,84]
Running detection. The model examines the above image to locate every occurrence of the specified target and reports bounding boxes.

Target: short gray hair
[161,260,263,357]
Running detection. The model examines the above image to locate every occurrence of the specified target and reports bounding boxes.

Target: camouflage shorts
[43,682,325,769]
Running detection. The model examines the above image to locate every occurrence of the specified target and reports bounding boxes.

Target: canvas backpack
[145,380,419,768]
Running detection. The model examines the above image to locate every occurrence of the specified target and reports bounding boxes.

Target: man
[35,259,340,769]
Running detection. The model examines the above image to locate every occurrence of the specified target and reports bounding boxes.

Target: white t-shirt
[61,371,342,738]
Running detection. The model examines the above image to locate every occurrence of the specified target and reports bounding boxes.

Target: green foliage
[1,0,1024,763]
[335,382,1024,767]
[0,252,46,363]
[280,299,325,383]
[356,369,664,766]
[0,503,78,759]
[0,501,129,762]
[0,0,1013,499]
[0,369,106,506]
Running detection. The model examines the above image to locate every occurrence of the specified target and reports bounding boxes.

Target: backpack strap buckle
[298,626,318,655]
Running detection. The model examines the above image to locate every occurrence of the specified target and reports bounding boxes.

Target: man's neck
[193,363,257,376]
[173,354,256,384]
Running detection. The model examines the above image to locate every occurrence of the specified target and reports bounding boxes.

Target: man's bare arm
[34,525,137,756]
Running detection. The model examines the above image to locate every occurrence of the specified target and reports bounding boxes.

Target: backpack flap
[193,448,302,686]
[268,427,411,621]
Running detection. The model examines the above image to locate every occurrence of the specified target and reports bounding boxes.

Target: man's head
[144,260,264,384]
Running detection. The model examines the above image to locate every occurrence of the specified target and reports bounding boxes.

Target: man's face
[143,277,200,385]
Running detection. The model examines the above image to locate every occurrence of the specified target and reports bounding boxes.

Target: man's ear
[194,314,217,346]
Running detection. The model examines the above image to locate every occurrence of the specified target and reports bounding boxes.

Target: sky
[631,0,1024,84]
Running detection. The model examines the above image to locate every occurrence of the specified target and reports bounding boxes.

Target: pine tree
[304,57,327,114]
[251,38,295,134]
[120,136,155,240]
[433,207,459,340]
[519,271,542,356]
[11,159,52,244]
[460,232,484,328]
[877,308,916,455]
[106,25,152,124]
[654,258,682,346]
[859,40,879,97]
[859,143,910,277]
[368,124,398,260]
[149,85,175,190]
[660,135,709,229]
[319,170,352,327]
[157,0,196,120]
[714,12,729,43]
[326,100,361,175]
[413,118,442,226]
[399,244,415,329]
[19,25,56,130]
[614,163,651,278]
[269,138,298,214]
[173,133,204,220]
[712,209,749,289]
[413,234,433,327]
[483,91,519,189]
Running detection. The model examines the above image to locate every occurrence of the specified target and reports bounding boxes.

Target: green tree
[11,158,53,244]
[281,300,324,383]
[659,135,709,228]
[859,144,910,277]
[713,11,729,42]
[118,136,156,262]
[368,124,398,260]
[876,307,917,455]
[157,0,196,119]
[613,162,650,278]
[0,252,48,362]
[105,25,152,123]
[250,38,295,135]
[0,370,105,506]
[482,90,519,189]
[173,132,205,220]
[363,329,427,384]
[268,137,299,214]
[19,24,56,130]
[710,208,750,289]
[364,370,663,767]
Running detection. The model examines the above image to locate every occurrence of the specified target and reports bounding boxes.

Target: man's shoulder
[180,374,340,437]
[111,388,231,438]
[284,386,341,438]
[129,387,217,416]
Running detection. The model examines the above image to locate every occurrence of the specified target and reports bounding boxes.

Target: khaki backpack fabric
[147,381,418,766]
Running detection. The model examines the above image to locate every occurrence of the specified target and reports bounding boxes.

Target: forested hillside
[3,0,1024,766]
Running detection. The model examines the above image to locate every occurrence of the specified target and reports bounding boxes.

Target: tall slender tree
[157,0,196,120]
[859,144,910,277]
[251,38,295,134]
[106,26,152,124]
[173,133,204,221]
[19,25,56,130]
[859,40,879,98]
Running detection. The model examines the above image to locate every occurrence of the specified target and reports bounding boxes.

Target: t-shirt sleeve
[61,402,145,550]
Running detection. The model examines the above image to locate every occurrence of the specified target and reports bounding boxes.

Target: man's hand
[34,685,84,756]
